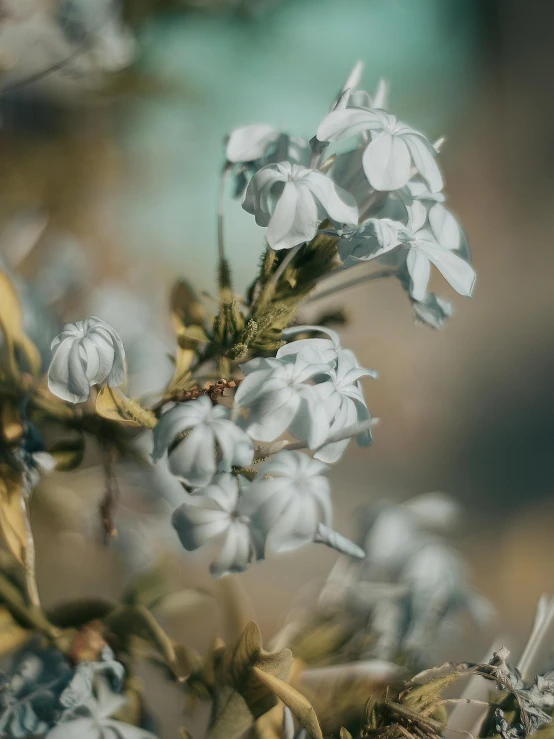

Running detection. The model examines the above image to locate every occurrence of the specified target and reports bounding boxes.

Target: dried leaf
[252,667,323,739]
[95,386,141,427]
[0,465,30,566]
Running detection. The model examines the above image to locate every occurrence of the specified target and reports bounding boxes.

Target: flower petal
[212,419,254,470]
[290,388,330,449]
[416,241,476,297]
[303,171,358,225]
[242,164,286,226]
[402,133,443,193]
[151,397,212,462]
[172,499,230,550]
[226,124,277,163]
[169,425,217,487]
[267,182,318,250]
[210,520,254,578]
[363,132,411,191]
[428,202,461,250]
[48,337,91,403]
[266,495,319,553]
[317,108,382,142]
[406,248,431,301]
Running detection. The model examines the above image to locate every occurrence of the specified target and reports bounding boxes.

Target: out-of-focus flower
[171,473,263,578]
[46,678,156,739]
[152,396,254,488]
[235,352,331,448]
[0,639,129,739]
[317,109,442,193]
[242,161,358,250]
[48,317,125,404]
[241,451,331,553]
[57,0,135,73]
[225,124,280,163]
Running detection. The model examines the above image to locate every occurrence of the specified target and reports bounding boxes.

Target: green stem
[307,268,396,304]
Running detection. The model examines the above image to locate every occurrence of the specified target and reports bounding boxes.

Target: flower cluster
[227,62,475,326]
[0,638,152,739]
[40,62,475,584]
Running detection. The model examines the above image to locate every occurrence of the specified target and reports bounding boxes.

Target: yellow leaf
[0,269,41,377]
[95,386,141,427]
[168,280,207,388]
[252,667,323,739]
[0,465,29,566]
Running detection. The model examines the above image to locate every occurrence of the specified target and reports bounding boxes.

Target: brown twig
[100,444,120,542]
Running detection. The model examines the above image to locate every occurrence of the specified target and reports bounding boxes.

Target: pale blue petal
[363,132,411,191]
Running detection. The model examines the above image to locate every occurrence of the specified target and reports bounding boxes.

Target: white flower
[171,473,263,578]
[317,108,442,193]
[234,352,331,448]
[48,316,125,404]
[339,217,475,302]
[46,679,155,739]
[277,326,376,462]
[404,181,467,256]
[313,348,375,463]
[241,452,331,553]
[225,124,280,163]
[242,161,358,250]
[152,396,254,488]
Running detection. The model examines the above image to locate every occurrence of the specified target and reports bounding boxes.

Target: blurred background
[2,0,554,733]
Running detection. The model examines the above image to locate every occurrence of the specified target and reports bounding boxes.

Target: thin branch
[217,162,232,297]
[268,244,301,290]
[308,268,396,304]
